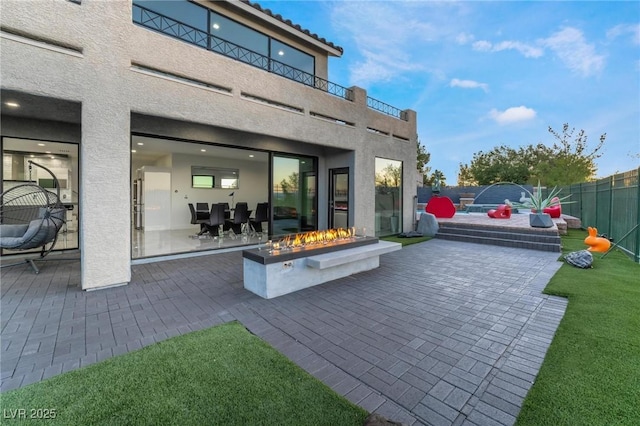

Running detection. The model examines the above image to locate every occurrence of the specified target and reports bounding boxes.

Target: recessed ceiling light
[249,154,254,158]
[200,149,206,152]
[137,142,144,146]
[45,151,51,154]
[278,50,284,56]
[50,156,55,159]
[131,149,137,153]
[212,23,220,30]
[5,102,19,108]
[38,143,46,146]
[30,154,35,158]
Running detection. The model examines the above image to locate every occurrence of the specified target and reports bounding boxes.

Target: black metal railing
[133,4,353,101]
[367,96,407,120]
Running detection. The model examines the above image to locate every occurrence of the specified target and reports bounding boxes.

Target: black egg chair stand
[0,161,67,274]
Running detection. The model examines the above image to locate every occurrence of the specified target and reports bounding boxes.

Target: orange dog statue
[584,227,611,252]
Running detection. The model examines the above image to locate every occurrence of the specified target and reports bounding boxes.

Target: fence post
[608,175,614,238]
[637,167,640,262]
[578,183,583,220]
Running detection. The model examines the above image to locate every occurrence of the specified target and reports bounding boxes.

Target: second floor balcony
[132,2,408,121]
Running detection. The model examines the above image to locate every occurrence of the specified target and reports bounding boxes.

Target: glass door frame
[328,167,349,229]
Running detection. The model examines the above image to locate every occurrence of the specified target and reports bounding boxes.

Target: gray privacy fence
[557,168,639,263]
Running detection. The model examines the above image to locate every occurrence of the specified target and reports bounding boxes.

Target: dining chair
[188,203,208,236]
[250,202,269,234]
[195,202,209,221]
[204,203,227,238]
[226,202,249,235]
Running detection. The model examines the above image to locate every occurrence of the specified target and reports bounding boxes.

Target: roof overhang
[230,0,343,57]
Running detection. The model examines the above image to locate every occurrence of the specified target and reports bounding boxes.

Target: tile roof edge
[240,0,344,54]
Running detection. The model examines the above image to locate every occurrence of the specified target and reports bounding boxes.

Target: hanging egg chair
[0,161,66,273]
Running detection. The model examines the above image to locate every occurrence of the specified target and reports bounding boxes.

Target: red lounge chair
[425,196,456,218]
[487,204,512,219]
[543,197,561,218]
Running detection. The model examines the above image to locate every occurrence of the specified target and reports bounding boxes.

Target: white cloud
[541,27,605,76]
[329,2,465,86]
[472,40,543,58]
[472,40,492,51]
[607,23,640,45]
[456,32,474,45]
[492,41,544,58]
[330,3,436,85]
[489,106,537,125]
[450,78,488,92]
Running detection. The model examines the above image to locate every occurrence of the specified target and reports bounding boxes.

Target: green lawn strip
[516,229,640,425]
[381,235,431,246]
[1,322,367,425]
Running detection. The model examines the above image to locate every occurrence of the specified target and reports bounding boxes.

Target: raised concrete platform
[243,240,401,299]
[436,213,563,252]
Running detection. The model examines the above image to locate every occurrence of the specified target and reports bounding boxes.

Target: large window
[270,39,314,75]
[133,0,315,79]
[375,158,402,236]
[133,0,207,30]
[210,11,268,56]
[1,138,79,253]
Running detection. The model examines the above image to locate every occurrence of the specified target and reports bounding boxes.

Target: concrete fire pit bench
[242,237,401,299]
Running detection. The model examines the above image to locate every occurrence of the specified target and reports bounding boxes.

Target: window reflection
[270,39,314,75]
[210,11,268,55]
[272,155,317,236]
[134,0,207,31]
[375,158,402,236]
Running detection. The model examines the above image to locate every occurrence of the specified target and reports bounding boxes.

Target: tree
[530,124,605,185]
[426,170,447,187]
[416,139,431,186]
[462,145,531,185]
[457,163,477,186]
[278,172,299,206]
[457,123,606,186]
[375,164,401,188]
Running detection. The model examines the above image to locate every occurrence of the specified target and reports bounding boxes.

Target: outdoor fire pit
[242,228,401,299]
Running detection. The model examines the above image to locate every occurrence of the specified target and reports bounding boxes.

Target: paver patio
[1,239,567,425]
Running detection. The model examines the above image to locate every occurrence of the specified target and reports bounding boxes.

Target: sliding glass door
[271,154,317,236]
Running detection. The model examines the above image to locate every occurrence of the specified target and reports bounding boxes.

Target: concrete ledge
[306,240,401,269]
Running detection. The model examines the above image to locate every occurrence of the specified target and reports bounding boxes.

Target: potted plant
[511,182,573,228]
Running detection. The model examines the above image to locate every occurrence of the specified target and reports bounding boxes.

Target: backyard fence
[557,168,639,263]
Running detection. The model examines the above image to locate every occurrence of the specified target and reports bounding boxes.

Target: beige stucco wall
[1,0,417,290]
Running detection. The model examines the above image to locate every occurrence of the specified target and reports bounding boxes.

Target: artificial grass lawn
[516,229,640,425]
[1,322,367,425]
[381,235,431,246]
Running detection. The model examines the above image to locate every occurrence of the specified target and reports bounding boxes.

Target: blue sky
[259,0,640,183]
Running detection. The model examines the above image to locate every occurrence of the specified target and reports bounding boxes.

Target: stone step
[561,214,582,229]
[435,232,562,252]
[437,226,561,244]
[435,223,562,252]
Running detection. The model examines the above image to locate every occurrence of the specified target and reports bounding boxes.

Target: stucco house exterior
[0,0,417,290]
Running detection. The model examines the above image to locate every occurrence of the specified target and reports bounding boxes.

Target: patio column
[80,101,131,290]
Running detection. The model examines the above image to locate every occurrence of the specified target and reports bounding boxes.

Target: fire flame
[270,227,356,251]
